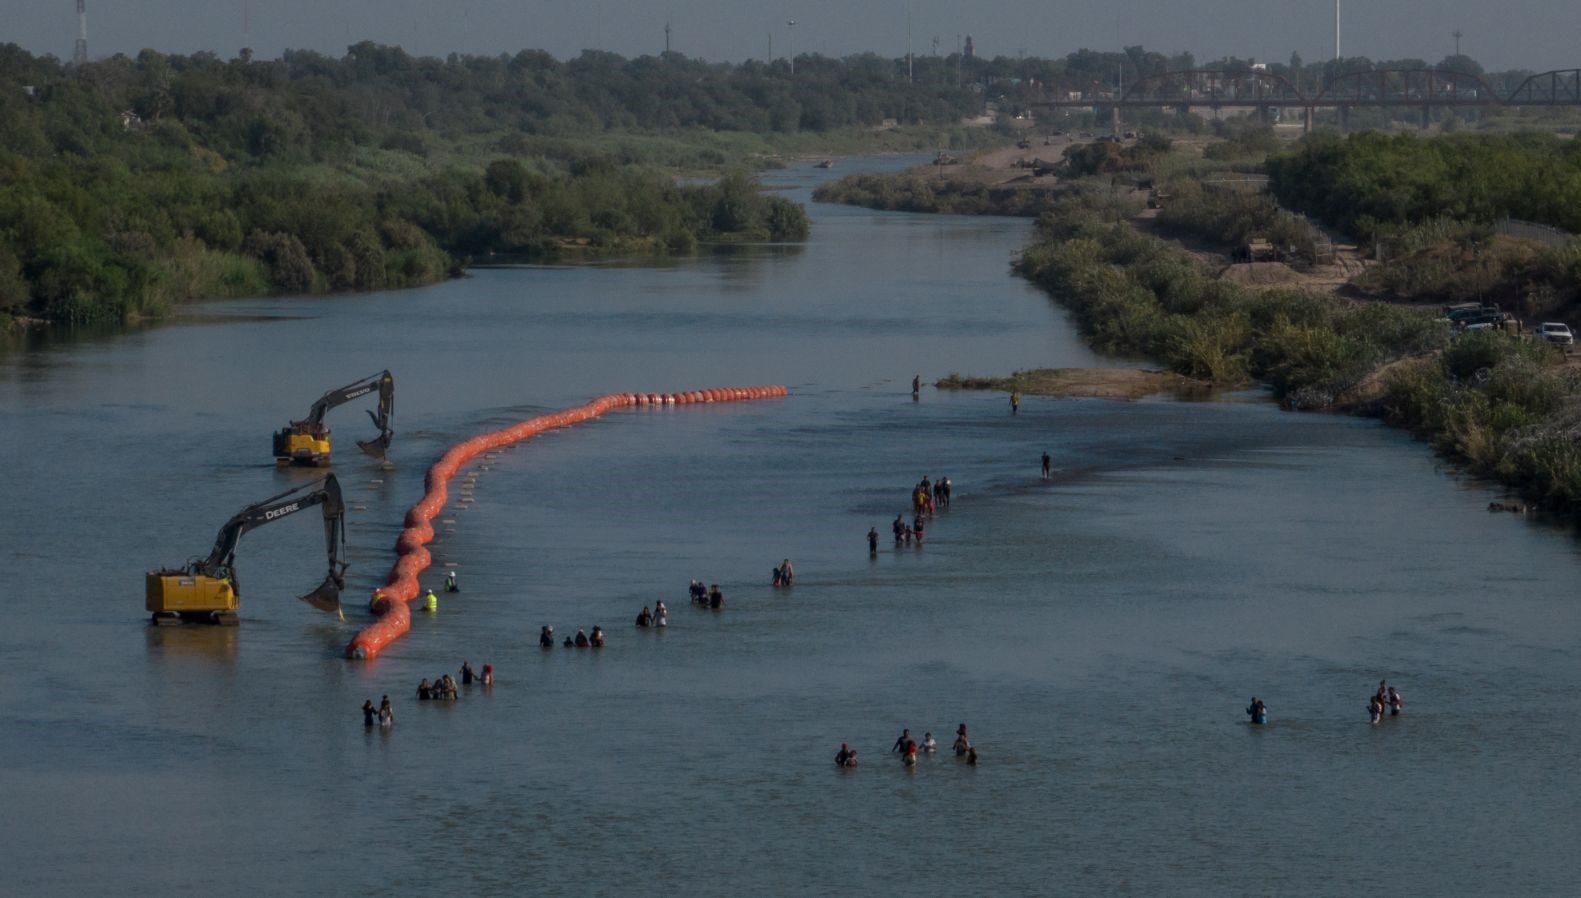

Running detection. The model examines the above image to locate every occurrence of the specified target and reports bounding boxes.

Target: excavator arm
[276,371,394,463]
[355,372,396,459]
[193,474,348,612]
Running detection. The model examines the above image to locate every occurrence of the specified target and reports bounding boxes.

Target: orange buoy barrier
[346,384,787,660]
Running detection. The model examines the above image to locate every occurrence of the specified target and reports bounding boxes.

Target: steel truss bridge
[1033,68,1581,129]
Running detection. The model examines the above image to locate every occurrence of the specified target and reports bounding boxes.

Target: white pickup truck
[1538,322,1574,346]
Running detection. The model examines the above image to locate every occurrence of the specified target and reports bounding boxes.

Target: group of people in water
[882,475,952,548]
[539,625,605,648]
[1369,681,1405,724]
[771,559,795,587]
[420,674,459,701]
[417,661,492,701]
[914,475,950,515]
[689,579,726,608]
[1245,679,1406,726]
[361,661,495,727]
[635,602,669,628]
[361,695,395,727]
[835,723,977,769]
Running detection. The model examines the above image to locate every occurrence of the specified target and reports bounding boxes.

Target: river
[2,157,1578,896]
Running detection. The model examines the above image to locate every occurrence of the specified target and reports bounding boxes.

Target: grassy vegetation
[812,171,1051,216]
[1153,180,1323,260]
[1015,192,1449,408]
[1015,181,1581,514]
[1267,131,1581,240]
[11,43,1018,326]
[813,167,1143,218]
[485,123,1010,176]
[1382,331,1581,512]
[1358,227,1581,318]
[0,148,807,324]
[1257,131,1581,322]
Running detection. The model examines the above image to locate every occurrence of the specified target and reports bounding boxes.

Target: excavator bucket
[355,432,392,460]
[298,574,343,613]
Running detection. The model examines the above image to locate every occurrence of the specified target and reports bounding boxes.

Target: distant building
[964,35,975,59]
[119,110,144,131]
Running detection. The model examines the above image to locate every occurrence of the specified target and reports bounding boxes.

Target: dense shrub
[1014,194,1448,406]
[1268,131,1581,239]
[1020,188,1581,512]
[0,44,832,323]
[1154,180,1322,259]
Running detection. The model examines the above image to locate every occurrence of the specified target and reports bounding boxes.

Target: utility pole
[665,21,671,54]
[906,4,913,85]
[1334,0,1341,61]
[74,0,87,65]
[788,20,796,75]
[1452,28,1463,58]
[1114,64,1124,136]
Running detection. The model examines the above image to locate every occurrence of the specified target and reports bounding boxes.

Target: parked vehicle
[1539,322,1574,346]
[1456,311,1505,330]
[1443,303,1499,324]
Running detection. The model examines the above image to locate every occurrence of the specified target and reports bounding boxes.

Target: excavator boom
[147,475,348,624]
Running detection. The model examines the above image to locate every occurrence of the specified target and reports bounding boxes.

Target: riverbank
[2,43,1008,329]
[0,124,1018,333]
[1,154,814,328]
[817,140,1581,516]
[1025,200,1581,513]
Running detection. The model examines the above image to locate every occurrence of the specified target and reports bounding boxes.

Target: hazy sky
[4,0,1573,72]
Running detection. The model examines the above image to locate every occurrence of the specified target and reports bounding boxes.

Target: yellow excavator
[273,371,394,466]
[146,475,347,625]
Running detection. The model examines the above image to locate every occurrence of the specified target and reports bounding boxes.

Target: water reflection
[143,623,239,661]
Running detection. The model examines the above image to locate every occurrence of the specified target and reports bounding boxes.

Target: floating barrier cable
[346,385,787,660]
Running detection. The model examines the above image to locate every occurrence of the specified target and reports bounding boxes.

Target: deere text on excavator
[273,371,394,466]
[146,475,348,625]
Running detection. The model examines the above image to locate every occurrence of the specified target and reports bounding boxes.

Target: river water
[2,158,1578,896]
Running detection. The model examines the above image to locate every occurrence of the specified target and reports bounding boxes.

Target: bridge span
[1032,68,1581,132]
